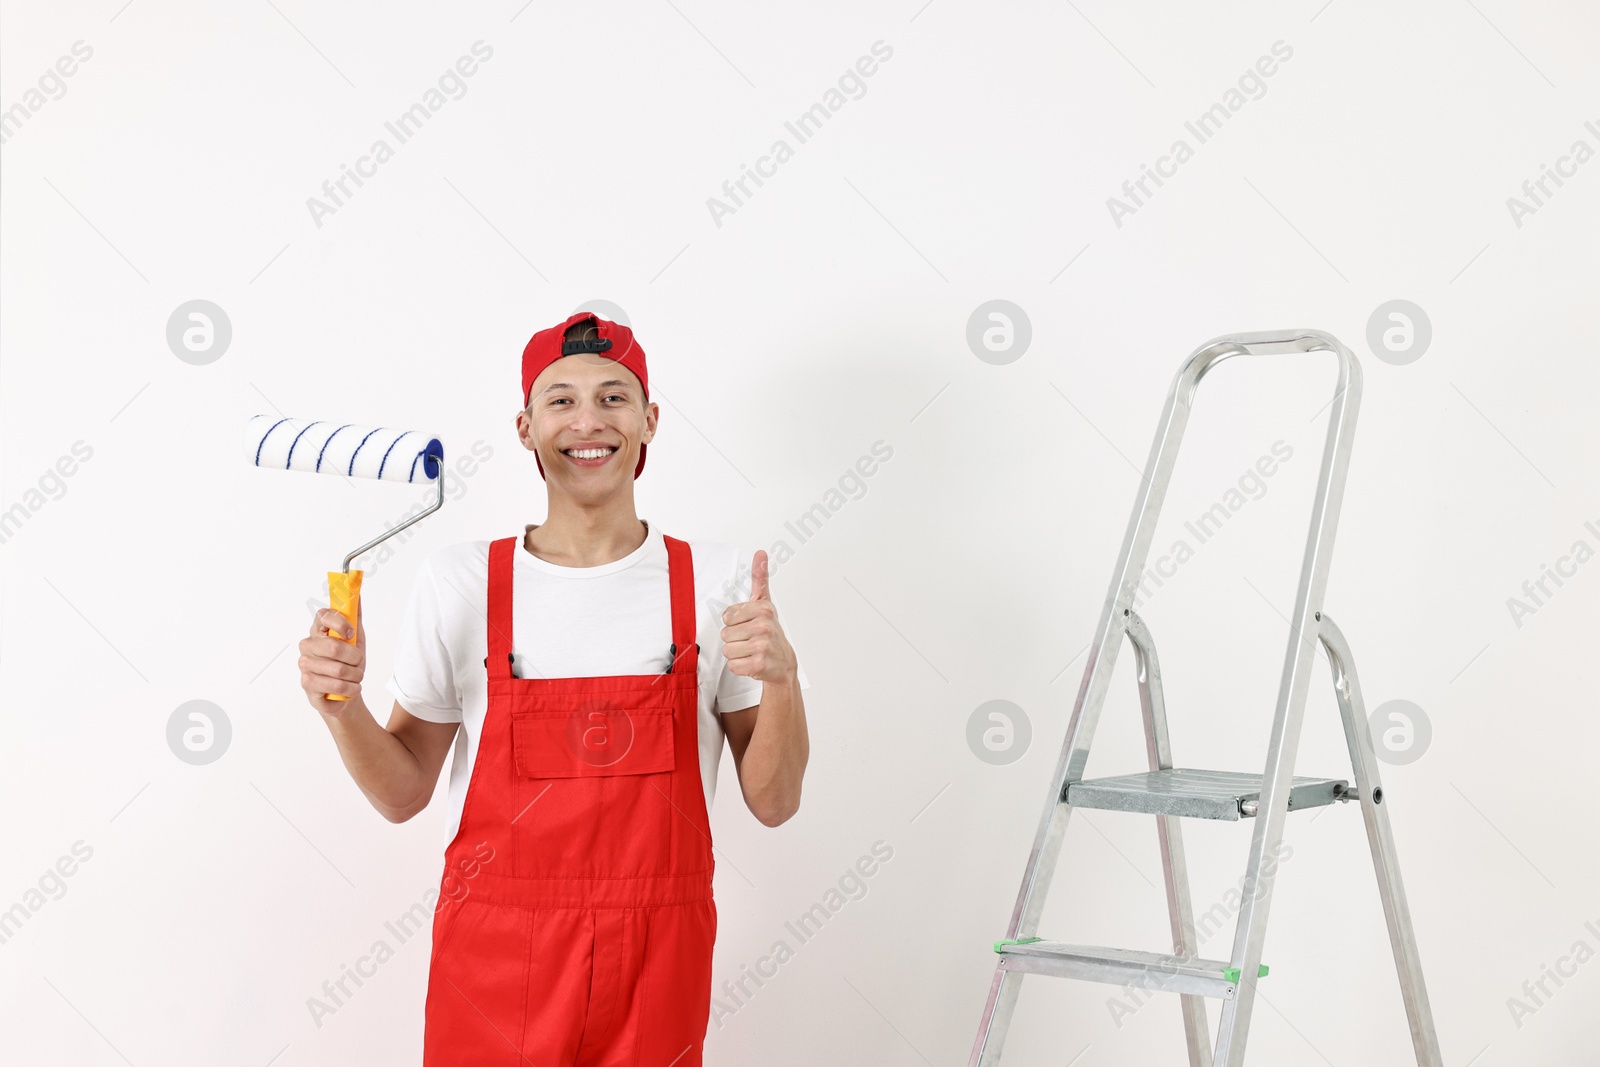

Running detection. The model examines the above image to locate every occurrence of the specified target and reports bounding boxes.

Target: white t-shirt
[385,521,810,846]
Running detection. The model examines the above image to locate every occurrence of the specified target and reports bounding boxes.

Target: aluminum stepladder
[968,330,1443,1067]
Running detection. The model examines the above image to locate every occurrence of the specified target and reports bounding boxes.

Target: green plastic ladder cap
[1222,964,1270,982]
[993,936,1044,953]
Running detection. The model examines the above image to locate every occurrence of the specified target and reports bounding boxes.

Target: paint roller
[244,414,446,701]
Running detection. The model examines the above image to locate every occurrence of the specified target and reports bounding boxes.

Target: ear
[515,408,537,448]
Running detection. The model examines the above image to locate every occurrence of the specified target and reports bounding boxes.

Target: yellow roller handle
[325,569,364,702]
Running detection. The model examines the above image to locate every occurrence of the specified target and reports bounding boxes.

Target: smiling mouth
[562,446,618,465]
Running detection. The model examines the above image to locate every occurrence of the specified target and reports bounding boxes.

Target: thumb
[749,550,770,601]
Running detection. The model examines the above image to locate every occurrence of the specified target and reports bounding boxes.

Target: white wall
[2,1,1596,1064]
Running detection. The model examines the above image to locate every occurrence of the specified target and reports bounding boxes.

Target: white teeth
[566,448,614,460]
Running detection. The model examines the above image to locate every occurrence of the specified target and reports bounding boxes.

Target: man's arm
[300,604,459,822]
[719,549,809,827]
[322,697,460,823]
[720,673,808,827]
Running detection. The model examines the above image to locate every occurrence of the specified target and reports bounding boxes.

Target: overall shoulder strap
[485,537,516,679]
[662,534,698,674]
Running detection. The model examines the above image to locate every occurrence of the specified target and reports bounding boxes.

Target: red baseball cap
[521,310,650,480]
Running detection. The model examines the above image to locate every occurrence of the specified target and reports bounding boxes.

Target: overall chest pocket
[510,701,676,779]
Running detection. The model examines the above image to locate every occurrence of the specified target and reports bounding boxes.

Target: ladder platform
[994,939,1267,999]
[1066,768,1349,821]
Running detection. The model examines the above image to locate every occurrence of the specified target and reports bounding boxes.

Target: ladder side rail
[1000,332,1232,944]
[971,337,1215,1067]
[1127,611,1213,1067]
[1317,614,1444,1067]
[1213,335,1363,1067]
[967,967,1021,1067]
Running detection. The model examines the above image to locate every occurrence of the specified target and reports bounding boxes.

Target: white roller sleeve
[245,414,444,483]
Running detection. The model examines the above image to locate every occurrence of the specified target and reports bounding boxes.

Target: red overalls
[422,533,717,1066]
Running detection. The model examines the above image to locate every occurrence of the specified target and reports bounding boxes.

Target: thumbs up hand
[721,549,797,684]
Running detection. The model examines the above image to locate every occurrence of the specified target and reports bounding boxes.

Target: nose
[565,397,609,432]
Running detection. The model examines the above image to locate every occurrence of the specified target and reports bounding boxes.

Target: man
[297,309,811,1064]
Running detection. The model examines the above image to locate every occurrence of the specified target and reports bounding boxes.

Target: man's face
[516,353,655,494]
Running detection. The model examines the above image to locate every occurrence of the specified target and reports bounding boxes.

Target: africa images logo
[568,697,635,768]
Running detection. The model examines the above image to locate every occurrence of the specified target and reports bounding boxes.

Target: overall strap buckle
[482,651,516,677]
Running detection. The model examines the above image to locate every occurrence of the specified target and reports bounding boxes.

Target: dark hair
[564,318,600,344]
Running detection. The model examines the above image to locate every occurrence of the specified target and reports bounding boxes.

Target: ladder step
[1066,768,1349,820]
[994,939,1268,999]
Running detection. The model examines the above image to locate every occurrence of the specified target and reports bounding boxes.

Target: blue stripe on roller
[255,417,293,467]
[377,431,410,481]
[348,427,384,476]
[286,421,323,469]
[316,425,353,472]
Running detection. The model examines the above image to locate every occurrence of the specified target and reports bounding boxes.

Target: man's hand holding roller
[300,603,366,717]
[298,602,459,823]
